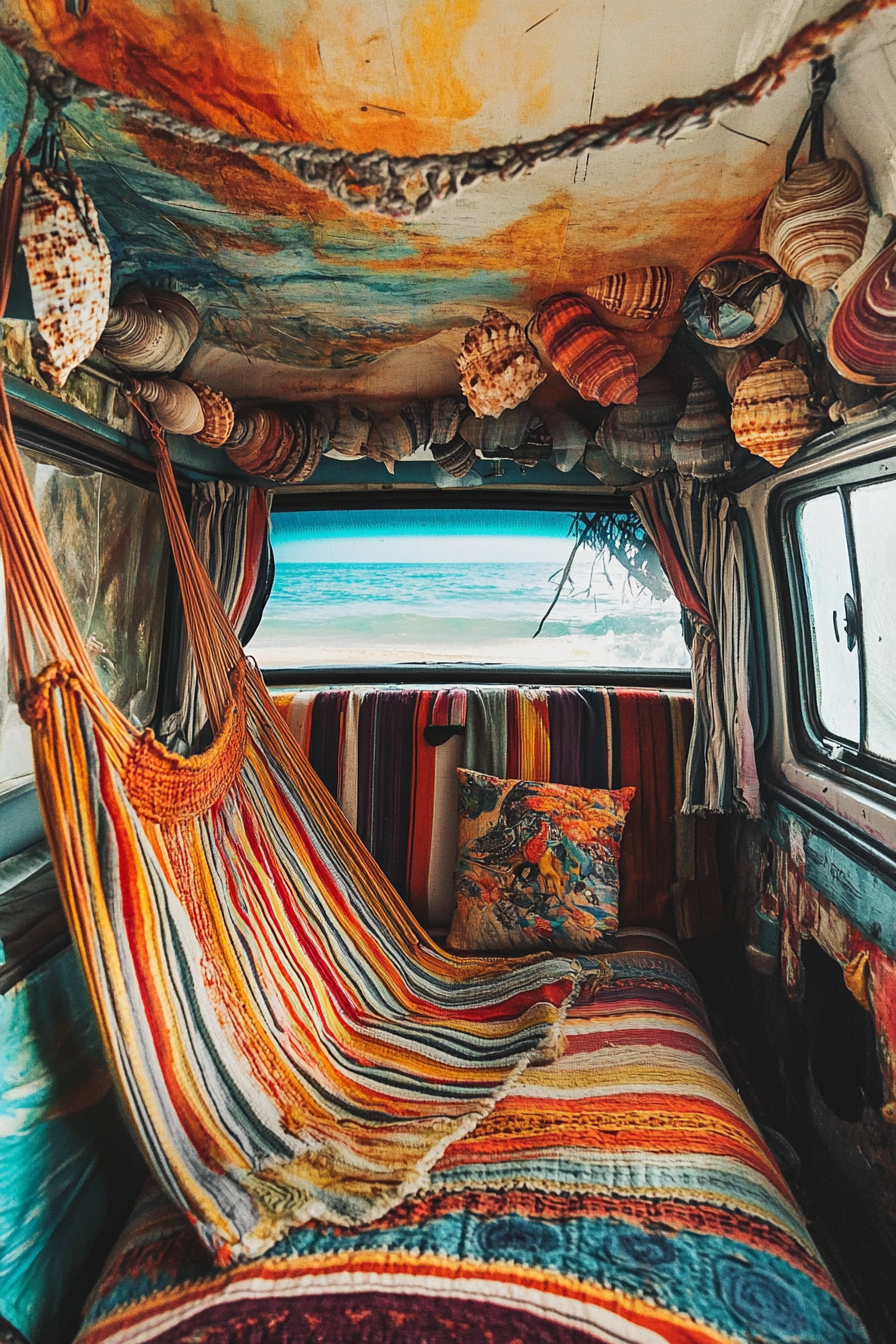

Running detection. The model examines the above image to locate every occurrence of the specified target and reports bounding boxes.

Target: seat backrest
[275,686,695,933]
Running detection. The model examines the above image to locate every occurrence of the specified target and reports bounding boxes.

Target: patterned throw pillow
[447,769,635,955]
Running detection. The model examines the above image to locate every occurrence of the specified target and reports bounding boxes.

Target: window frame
[261,490,691,688]
[777,450,896,801]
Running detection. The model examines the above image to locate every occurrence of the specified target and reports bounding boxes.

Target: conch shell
[730,358,821,466]
[130,378,205,436]
[225,407,295,476]
[187,382,234,448]
[536,295,638,404]
[760,158,868,291]
[586,265,684,327]
[101,286,200,373]
[596,374,682,475]
[430,396,465,445]
[432,437,476,478]
[826,240,896,385]
[18,164,111,387]
[671,376,735,480]
[458,308,546,418]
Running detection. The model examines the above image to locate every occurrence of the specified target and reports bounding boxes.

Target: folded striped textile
[274,686,696,931]
[76,952,868,1344]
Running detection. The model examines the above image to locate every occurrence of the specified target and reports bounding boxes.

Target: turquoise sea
[246,561,689,669]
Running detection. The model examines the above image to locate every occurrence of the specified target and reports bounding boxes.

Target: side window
[792,476,896,774]
[0,447,169,794]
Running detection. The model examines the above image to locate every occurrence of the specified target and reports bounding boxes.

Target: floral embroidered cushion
[447,768,636,954]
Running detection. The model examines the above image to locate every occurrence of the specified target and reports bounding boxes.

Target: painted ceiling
[2,0,896,397]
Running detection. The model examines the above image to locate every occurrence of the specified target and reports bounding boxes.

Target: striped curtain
[162,481,272,751]
[634,474,760,817]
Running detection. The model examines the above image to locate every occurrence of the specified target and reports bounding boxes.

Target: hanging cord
[1,0,892,219]
[784,54,837,177]
[23,93,103,246]
[0,79,36,317]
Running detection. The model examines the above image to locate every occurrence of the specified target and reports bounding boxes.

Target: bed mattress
[75,951,868,1344]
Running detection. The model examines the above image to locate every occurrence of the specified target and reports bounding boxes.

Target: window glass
[246,508,688,671]
[850,479,896,761]
[0,448,169,793]
[795,492,860,744]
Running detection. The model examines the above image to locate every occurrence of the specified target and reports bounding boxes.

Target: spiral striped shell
[187,382,234,448]
[536,295,638,404]
[671,376,735,480]
[730,358,821,466]
[760,158,868,291]
[225,407,295,476]
[460,403,533,453]
[101,287,200,373]
[130,378,205,436]
[827,241,896,385]
[430,396,465,445]
[18,165,111,387]
[275,406,324,483]
[725,344,769,398]
[586,266,683,326]
[431,437,476,477]
[596,375,682,475]
[458,308,546,418]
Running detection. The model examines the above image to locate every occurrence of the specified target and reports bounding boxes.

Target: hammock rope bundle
[3,0,894,218]
[0,207,579,1262]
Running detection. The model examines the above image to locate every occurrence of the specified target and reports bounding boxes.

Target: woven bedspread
[76,952,867,1344]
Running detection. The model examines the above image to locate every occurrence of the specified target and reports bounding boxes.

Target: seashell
[460,403,533,453]
[760,158,868,291]
[536,295,638,404]
[596,374,683,476]
[327,401,371,457]
[368,413,414,461]
[671,376,736,480]
[431,437,476,478]
[725,343,770,398]
[512,415,552,469]
[399,399,432,451]
[187,382,234,448]
[225,407,295,476]
[826,240,896,385]
[539,406,588,472]
[682,254,786,348]
[730,358,822,466]
[130,377,206,436]
[458,307,546,418]
[276,406,324,483]
[18,165,111,387]
[101,286,200,374]
[582,441,642,486]
[430,396,465,444]
[586,265,684,327]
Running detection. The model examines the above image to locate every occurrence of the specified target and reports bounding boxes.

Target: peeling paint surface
[3,0,893,370]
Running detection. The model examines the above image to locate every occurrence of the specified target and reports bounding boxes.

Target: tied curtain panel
[635,474,761,818]
[162,482,273,752]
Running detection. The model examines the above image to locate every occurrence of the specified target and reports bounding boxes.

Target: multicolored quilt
[75,952,868,1344]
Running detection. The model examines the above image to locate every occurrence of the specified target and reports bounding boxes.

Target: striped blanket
[75,951,867,1344]
[274,686,698,932]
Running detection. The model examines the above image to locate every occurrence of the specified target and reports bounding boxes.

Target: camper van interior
[3,2,896,1341]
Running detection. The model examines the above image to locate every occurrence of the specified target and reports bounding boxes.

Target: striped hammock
[0,323,578,1259]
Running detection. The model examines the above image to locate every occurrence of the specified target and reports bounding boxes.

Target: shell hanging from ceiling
[536,295,638,404]
[100,286,200,373]
[826,241,896,385]
[327,402,372,457]
[430,396,466,445]
[188,382,235,448]
[130,377,206,436]
[460,403,533,453]
[682,255,786,348]
[457,308,546,418]
[595,375,683,475]
[760,158,868,291]
[431,437,477,478]
[586,266,684,328]
[725,344,770,398]
[225,407,296,476]
[730,358,821,466]
[18,165,111,387]
[671,376,736,479]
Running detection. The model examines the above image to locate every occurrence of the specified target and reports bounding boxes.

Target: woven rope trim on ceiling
[2,0,894,220]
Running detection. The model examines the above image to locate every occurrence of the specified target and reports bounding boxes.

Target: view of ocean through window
[246,509,689,670]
